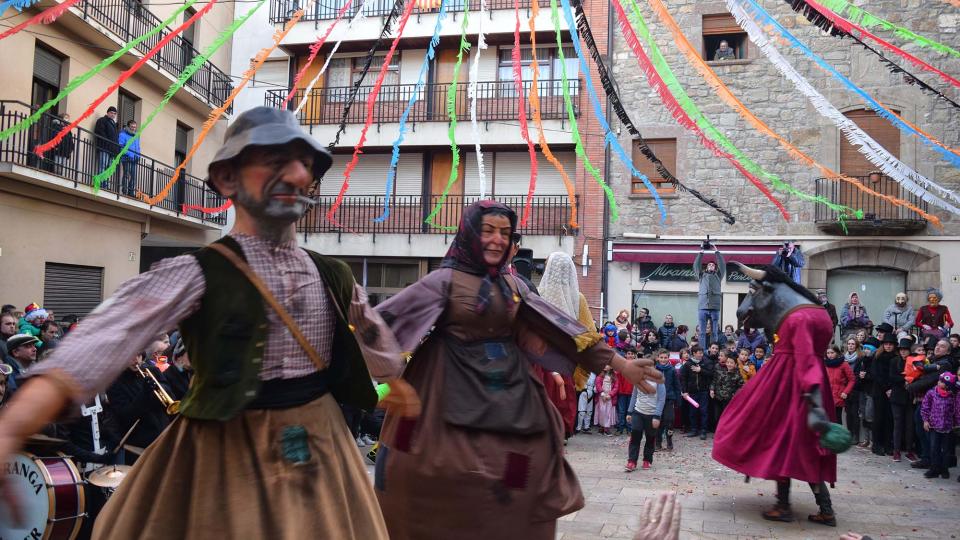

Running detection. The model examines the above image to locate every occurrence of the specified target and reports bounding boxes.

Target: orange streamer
[646,0,941,227]
[143,10,305,206]
[528,2,577,228]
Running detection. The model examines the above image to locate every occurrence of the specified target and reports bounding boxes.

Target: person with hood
[841,292,872,336]
[870,334,898,456]
[919,372,959,479]
[602,323,620,348]
[915,288,953,341]
[680,345,715,440]
[658,315,678,350]
[693,241,725,347]
[883,292,916,339]
[735,328,767,353]
[654,348,681,450]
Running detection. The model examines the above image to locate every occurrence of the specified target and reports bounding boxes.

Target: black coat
[106,367,171,449]
[853,354,873,394]
[888,354,910,405]
[870,349,897,397]
[680,358,715,394]
[94,115,119,154]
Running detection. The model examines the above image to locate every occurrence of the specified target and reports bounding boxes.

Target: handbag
[863,395,875,424]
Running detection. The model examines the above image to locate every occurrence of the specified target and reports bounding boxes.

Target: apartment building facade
[235,0,623,314]
[0,0,234,315]
[605,0,960,332]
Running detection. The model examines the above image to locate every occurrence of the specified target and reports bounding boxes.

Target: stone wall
[607,0,960,237]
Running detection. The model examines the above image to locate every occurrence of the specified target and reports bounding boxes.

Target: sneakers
[923,468,940,479]
[355,437,365,447]
[361,435,376,446]
[892,451,901,462]
[856,441,870,449]
[905,452,919,463]
[625,460,637,472]
[807,512,837,527]
[642,461,651,470]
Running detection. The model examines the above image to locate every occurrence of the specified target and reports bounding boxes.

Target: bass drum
[0,453,86,540]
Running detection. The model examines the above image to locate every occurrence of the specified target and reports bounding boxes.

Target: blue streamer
[740,0,960,170]
[0,0,37,14]
[558,0,665,222]
[375,0,449,222]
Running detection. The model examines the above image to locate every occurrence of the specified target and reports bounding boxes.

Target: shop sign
[637,263,752,283]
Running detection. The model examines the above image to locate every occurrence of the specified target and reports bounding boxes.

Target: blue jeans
[914,405,927,460]
[688,390,709,434]
[97,150,114,189]
[616,394,632,433]
[121,160,137,195]
[698,308,721,347]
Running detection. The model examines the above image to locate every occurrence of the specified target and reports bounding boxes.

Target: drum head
[0,453,50,539]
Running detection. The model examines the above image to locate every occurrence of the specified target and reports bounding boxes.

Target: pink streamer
[34,0,217,156]
[0,0,82,41]
[513,0,537,227]
[326,0,417,224]
[282,0,353,108]
[182,200,233,214]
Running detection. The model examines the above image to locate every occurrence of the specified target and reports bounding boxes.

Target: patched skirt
[92,393,387,539]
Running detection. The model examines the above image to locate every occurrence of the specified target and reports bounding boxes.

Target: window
[839,109,900,176]
[117,89,139,127]
[175,123,191,166]
[325,54,398,101]
[631,138,677,195]
[32,44,64,111]
[496,46,579,96]
[252,59,289,88]
[44,262,104,317]
[702,14,747,61]
[181,7,197,66]
[346,259,422,305]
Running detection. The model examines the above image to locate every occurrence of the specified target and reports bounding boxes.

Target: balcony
[70,0,232,110]
[814,176,928,235]
[0,101,226,227]
[299,194,577,236]
[270,0,539,23]
[268,79,580,126]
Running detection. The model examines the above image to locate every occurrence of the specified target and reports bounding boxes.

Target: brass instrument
[136,362,180,415]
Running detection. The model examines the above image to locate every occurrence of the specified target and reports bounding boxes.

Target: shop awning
[610,242,784,265]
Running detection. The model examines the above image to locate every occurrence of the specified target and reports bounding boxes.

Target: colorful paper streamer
[786,0,960,111]
[376,0,449,222]
[0,0,83,41]
[425,3,470,230]
[468,0,488,199]
[646,0,937,225]
[283,0,353,109]
[35,0,217,157]
[142,8,304,205]
[558,0,665,223]
[812,0,959,58]
[567,0,735,224]
[528,0,578,228]
[0,0,37,16]
[327,0,417,223]
[512,0,539,227]
[549,0,618,221]
[726,0,960,215]
[612,0,790,221]
[0,0,197,143]
[182,200,232,215]
[738,0,960,170]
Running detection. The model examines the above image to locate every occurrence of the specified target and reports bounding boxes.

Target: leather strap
[209,242,325,372]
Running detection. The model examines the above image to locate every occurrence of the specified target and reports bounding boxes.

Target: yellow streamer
[646,0,941,227]
[143,10,305,206]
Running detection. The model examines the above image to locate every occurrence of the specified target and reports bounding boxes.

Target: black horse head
[735,262,821,343]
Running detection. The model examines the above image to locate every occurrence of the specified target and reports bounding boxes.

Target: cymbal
[87,465,133,488]
[25,433,67,446]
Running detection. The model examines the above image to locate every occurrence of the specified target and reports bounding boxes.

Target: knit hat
[6,333,39,351]
[23,308,48,323]
[23,302,40,315]
[939,372,957,387]
[875,322,893,333]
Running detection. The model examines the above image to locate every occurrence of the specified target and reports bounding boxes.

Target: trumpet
[136,362,180,415]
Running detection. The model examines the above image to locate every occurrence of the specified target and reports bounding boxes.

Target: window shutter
[33,47,62,87]
[43,263,104,317]
[702,14,742,35]
[632,138,677,194]
[535,151,575,195]
[840,109,900,176]
[493,152,532,195]
[253,59,289,88]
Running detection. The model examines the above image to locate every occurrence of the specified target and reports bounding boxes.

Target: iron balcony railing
[267,79,580,125]
[0,101,227,226]
[298,194,577,235]
[271,0,539,23]
[814,175,928,224]
[75,0,232,110]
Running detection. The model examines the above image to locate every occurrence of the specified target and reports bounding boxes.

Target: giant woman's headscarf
[538,252,580,319]
[440,200,518,313]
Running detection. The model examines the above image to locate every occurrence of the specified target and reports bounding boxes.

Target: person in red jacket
[825,346,855,425]
[915,288,953,340]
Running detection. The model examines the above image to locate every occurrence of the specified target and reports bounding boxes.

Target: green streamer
[818,0,959,59]
[548,0,618,220]
[425,3,470,230]
[625,0,855,220]
[93,0,266,190]
[0,0,199,142]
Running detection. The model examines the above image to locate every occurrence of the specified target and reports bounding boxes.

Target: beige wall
[0,11,229,178]
[0,189,142,310]
[147,0,234,71]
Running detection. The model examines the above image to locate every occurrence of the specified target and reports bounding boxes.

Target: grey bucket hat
[207,107,333,187]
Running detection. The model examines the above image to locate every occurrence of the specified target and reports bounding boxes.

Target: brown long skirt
[92,394,387,539]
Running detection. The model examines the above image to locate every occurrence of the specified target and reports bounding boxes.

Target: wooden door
[434,49,469,118]
[429,150,466,229]
[838,109,902,219]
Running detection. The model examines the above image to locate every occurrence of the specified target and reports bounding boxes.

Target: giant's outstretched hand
[610,354,663,394]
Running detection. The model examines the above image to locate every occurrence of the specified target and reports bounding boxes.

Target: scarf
[440,200,517,314]
[538,252,580,318]
[937,386,951,398]
[825,356,844,368]
[843,351,859,365]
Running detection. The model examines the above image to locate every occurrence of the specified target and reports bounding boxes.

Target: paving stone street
[558,431,960,540]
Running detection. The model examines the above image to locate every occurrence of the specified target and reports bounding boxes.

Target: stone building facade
[603,0,960,335]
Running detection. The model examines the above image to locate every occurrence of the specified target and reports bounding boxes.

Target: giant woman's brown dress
[376,271,608,539]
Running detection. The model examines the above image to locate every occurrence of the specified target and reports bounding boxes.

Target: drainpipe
[600,0,614,323]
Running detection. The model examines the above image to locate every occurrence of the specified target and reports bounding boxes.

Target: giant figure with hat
[0,108,420,539]
[712,263,852,527]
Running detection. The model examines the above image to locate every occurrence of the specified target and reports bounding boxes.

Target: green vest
[178,236,377,421]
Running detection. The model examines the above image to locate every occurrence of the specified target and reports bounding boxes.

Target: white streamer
[468,0,488,198]
[726,0,960,216]
[294,0,371,115]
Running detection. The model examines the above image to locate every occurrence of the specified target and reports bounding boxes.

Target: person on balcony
[118,120,142,197]
[94,106,119,188]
